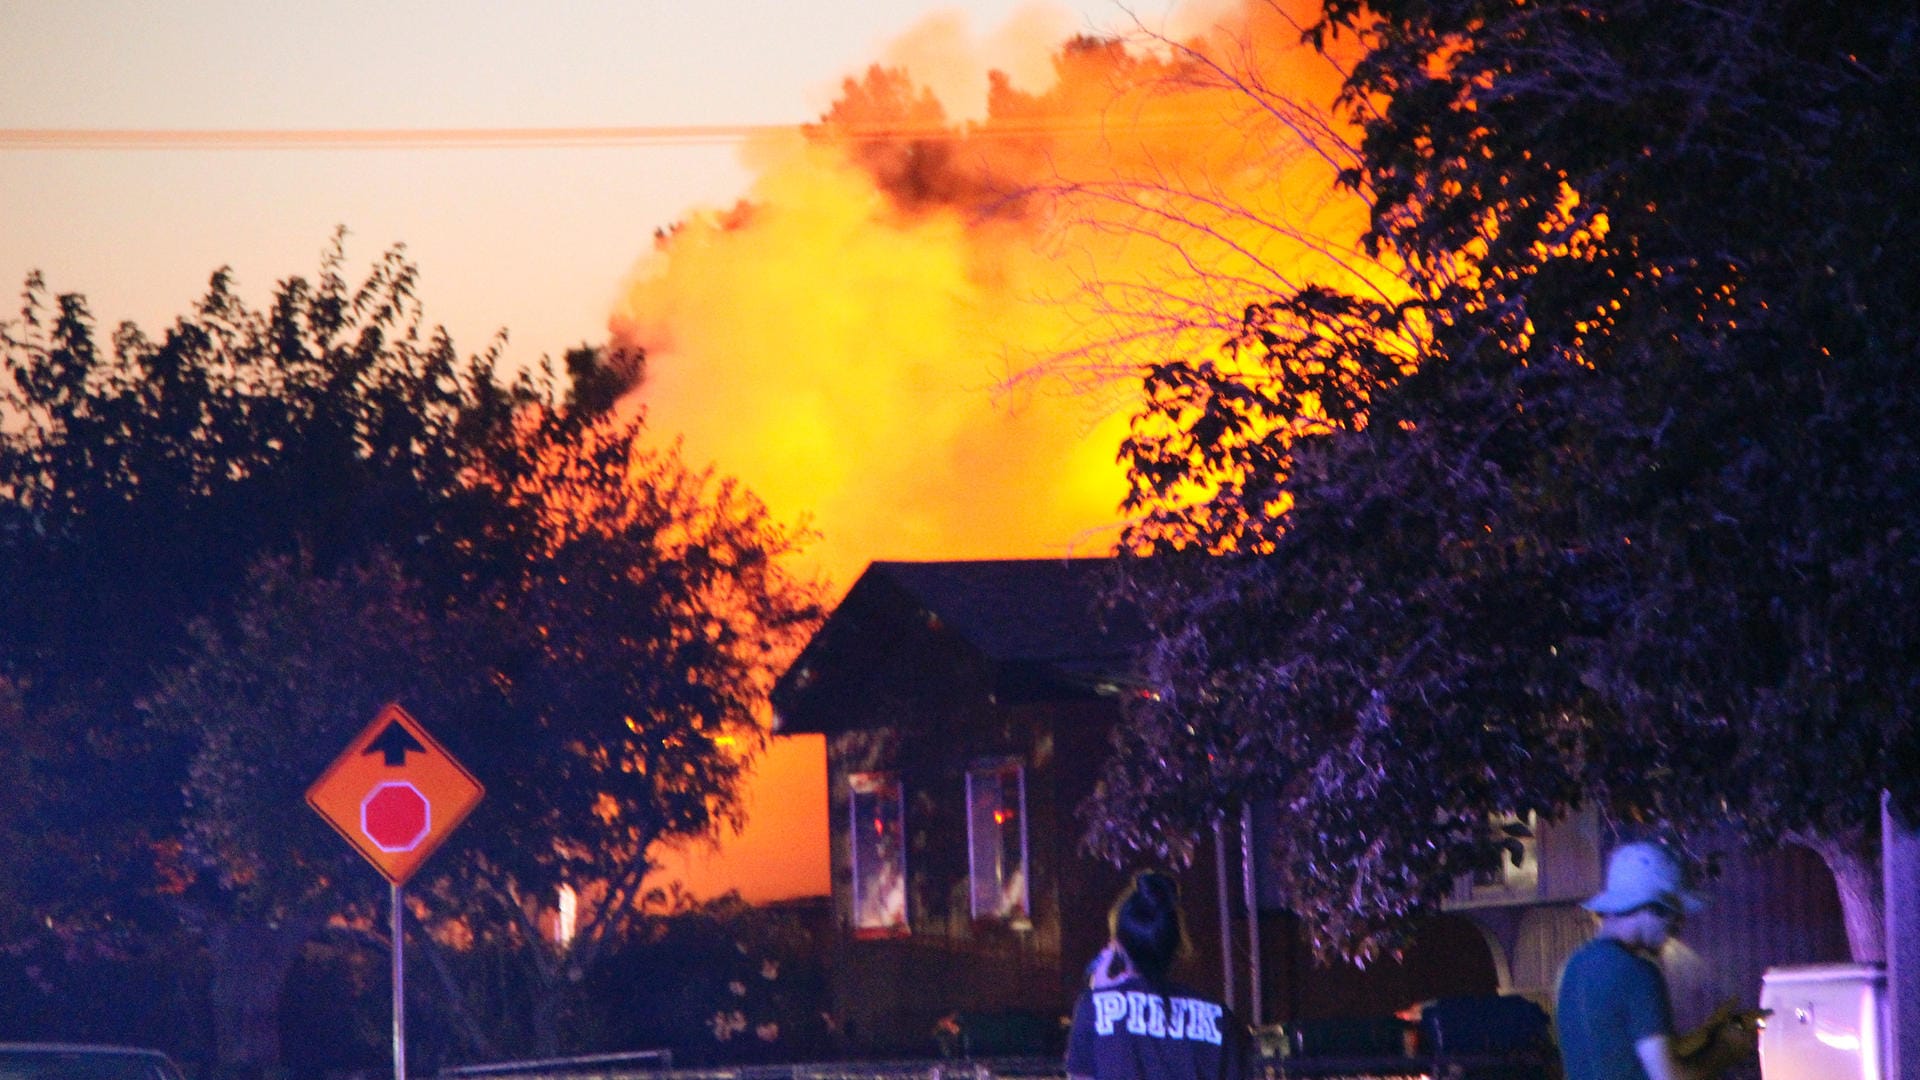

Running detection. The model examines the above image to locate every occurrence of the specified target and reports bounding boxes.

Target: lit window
[966,762,1029,925]
[849,772,907,935]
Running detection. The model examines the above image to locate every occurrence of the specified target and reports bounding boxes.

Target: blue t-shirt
[1555,937,1675,1080]
[1066,975,1249,1080]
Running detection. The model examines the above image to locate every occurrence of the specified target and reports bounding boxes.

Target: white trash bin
[1758,963,1887,1080]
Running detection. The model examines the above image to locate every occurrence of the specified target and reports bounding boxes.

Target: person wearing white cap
[1554,841,1763,1080]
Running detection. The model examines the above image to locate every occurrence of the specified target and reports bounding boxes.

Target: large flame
[623,0,1379,902]
[613,0,1370,591]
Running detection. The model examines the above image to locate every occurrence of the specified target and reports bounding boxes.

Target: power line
[0,116,1209,151]
[0,124,791,150]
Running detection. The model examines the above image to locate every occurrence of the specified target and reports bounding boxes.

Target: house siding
[1663,842,1854,1029]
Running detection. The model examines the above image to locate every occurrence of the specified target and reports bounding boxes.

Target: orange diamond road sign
[307,702,484,884]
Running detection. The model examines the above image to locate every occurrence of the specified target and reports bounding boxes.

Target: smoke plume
[612,0,1374,589]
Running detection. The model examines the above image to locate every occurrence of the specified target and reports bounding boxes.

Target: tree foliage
[582,893,835,1065]
[1092,0,1920,961]
[141,419,821,1057]
[1,233,822,1062]
[1,231,537,942]
[415,414,821,1056]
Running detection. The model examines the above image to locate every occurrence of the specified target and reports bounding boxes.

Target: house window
[849,771,907,935]
[1452,812,1541,907]
[966,761,1030,926]
[1475,813,1540,892]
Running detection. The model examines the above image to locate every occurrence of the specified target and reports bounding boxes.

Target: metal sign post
[392,881,407,1080]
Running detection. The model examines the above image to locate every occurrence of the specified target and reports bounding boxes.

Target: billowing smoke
[612,0,1369,589]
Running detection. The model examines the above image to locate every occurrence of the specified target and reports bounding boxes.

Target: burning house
[769,557,1165,1054]
[768,558,1511,1056]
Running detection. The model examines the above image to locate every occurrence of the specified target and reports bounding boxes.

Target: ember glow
[614,0,1378,588]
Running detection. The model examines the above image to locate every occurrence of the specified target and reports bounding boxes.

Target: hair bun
[1134,871,1178,910]
[1111,870,1187,984]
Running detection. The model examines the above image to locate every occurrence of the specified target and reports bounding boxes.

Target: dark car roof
[0,1044,185,1080]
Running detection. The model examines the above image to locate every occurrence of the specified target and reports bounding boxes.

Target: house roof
[771,557,1148,734]
[870,558,1143,663]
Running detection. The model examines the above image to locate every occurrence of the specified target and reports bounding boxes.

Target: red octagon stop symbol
[361,781,431,853]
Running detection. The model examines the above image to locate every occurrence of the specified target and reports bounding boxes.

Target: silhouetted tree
[2,233,822,1068]
[1,231,542,997]
[1093,0,1920,963]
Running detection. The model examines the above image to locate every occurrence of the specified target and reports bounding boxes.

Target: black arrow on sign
[364,722,426,766]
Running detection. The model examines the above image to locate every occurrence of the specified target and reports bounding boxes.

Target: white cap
[1582,841,1706,915]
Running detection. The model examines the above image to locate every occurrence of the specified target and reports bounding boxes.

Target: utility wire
[0,124,788,150]
[0,117,1210,150]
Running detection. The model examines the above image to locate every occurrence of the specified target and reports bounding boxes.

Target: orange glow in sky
[651,734,830,904]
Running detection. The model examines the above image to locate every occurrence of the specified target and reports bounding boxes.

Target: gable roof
[771,557,1148,734]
